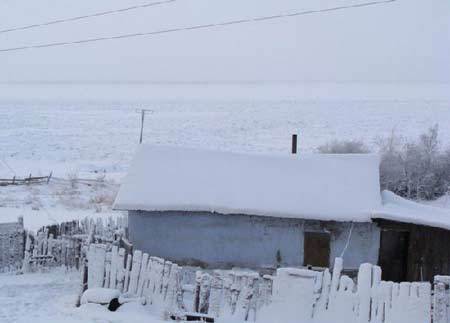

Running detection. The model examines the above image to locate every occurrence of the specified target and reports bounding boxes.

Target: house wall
[129,211,380,270]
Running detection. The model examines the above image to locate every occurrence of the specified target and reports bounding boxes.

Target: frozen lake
[1,82,449,178]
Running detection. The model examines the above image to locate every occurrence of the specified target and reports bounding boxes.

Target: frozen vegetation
[319,126,450,200]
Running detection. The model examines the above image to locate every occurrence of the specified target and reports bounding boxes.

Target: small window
[304,232,330,268]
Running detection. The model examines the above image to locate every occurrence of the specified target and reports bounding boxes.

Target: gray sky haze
[0,0,449,83]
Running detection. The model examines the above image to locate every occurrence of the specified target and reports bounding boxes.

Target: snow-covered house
[114,145,450,281]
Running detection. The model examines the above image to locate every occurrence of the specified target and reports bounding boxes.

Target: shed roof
[114,145,382,221]
[374,191,450,231]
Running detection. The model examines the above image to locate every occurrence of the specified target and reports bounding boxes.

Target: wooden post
[138,109,153,144]
[292,134,298,154]
[139,109,145,144]
[47,171,53,184]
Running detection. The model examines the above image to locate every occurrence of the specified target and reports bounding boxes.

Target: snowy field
[1,82,449,228]
[2,82,450,177]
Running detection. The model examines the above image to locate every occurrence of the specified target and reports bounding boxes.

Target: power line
[0,0,396,53]
[0,0,176,34]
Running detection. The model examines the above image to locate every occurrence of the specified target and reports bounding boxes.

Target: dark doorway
[304,232,330,268]
[379,230,409,282]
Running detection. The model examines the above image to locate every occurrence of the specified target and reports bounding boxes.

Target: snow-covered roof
[114,145,382,221]
[374,191,450,231]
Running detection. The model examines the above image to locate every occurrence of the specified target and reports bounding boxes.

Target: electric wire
[0,0,397,53]
[0,0,177,34]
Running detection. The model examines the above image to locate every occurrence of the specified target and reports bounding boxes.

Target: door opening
[379,230,409,282]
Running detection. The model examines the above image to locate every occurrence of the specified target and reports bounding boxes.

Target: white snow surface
[376,191,450,230]
[0,269,173,323]
[114,145,382,221]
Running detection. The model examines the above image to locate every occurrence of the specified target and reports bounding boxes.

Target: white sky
[0,0,449,83]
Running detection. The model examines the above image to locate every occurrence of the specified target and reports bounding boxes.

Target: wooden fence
[0,173,52,186]
[85,244,183,315]
[83,243,450,323]
[21,216,128,273]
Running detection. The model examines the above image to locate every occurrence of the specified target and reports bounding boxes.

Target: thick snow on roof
[375,191,450,230]
[114,145,381,221]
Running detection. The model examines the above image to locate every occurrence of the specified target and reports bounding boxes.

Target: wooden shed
[373,191,450,282]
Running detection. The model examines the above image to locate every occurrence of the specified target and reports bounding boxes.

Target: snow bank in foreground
[81,288,120,305]
[0,269,169,323]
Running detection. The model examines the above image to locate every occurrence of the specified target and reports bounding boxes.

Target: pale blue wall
[128,211,380,270]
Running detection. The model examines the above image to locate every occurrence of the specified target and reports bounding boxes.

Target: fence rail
[0,173,52,186]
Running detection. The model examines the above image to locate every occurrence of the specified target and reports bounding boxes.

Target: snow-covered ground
[0,84,448,321]
[0,269,168,323]
[0,177,119,231]
[1,82,449,228]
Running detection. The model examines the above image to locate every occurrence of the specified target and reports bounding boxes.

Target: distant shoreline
[0,81,449,102]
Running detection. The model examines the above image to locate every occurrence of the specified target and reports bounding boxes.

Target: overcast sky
[0,0,449,83]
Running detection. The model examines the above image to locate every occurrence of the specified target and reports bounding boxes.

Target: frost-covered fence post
[197,272,212,314]
[128,250,142,295]
[104,251,112,288]
[208,271,224,318]
[327,257,343,313]
[165,263,183,314]
[87,244,106,289]
[137,253,149,297]
[0,219,25,272]
[109,246,119,289]
[116,248,126,292]
[357,263,372,323]
[123,252,132,292]
[21,232,32,273]
[257,275,273,312]
[161,261,172,301]
[220,272,234,318]
[76,257,89,307]
[258,268,317,323]
[314,268,331,318]
[145,257,158,304]
[146,257,165,305]
[370,265,382,323]
[434,276,450,323]
[234,273,259,321]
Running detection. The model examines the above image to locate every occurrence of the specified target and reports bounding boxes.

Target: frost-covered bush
[317,140,369,154]
[318,126,450,200]
[378,126,450,200]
